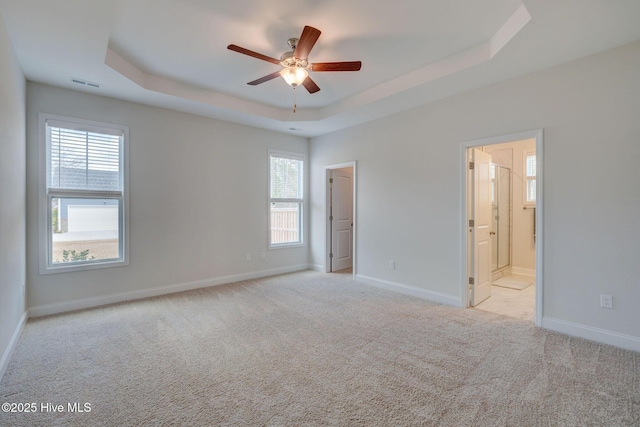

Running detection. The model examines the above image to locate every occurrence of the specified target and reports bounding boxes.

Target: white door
[470,149,492,306]
[331,168,353,271]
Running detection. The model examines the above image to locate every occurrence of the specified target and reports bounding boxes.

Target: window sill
[269,243,305,250]
[39,258,129,275]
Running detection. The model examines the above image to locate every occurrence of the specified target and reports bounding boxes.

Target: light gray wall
[0,13,26,374]
[26,83,309,311]
[310,41,640,342]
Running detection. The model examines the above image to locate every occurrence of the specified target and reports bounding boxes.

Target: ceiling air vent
[70,78,101,88]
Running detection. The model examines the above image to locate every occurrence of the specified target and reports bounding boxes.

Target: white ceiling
[1,0,639,137]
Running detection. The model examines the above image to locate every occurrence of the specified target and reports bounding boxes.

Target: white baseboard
[0,311,27,382]
[356,274,459,307]
[28,264,311,318]
[511,267,535,277]
[542,317,640,353]
[308,264,324,272]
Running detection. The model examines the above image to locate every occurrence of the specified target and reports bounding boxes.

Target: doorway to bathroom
[462,130,543,325]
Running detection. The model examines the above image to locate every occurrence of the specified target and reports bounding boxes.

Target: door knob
[489,231,496,235]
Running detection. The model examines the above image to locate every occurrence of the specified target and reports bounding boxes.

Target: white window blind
[526,154,536,177]
[47,124,123,191]
[40,114,129,274]
[270,156,303,199]
[525,153,536,203]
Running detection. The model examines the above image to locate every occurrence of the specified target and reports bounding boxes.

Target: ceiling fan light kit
[280,66,308,87]
[228,25,362,112]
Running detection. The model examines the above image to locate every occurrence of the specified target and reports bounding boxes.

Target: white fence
[271,208,299,244]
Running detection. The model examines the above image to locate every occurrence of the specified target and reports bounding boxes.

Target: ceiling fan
[227,26,362,95]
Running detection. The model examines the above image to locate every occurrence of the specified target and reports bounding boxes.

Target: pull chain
[293,86,297,113]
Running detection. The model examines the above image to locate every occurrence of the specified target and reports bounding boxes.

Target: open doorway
[325,162,356,277]
[462,130,543,325]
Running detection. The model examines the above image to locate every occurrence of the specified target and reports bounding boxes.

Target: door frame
[324,161,357,279]
[460,129,544,326]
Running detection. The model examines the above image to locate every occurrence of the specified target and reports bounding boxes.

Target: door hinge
[329,253,334,258]
[468,277,475,285]
[469,161,474,170]
[329,178,334,184]
[469,219,474,227]
[329,215,334,221]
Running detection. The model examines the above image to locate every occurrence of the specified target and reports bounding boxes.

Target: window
[39,114,129,273]
[269,150,304,247]
[525,152,536,204]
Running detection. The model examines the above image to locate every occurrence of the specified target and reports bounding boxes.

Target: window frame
[268,149,305,249]
[38,113,130,274]
[524,151,536,206]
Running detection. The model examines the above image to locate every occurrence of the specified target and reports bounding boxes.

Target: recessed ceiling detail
[3,0,640,137]
[104,3,530,125]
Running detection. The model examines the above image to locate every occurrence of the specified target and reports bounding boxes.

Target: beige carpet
[1,271,638,426]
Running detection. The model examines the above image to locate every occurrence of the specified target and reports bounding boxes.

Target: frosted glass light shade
[280,67,308,87]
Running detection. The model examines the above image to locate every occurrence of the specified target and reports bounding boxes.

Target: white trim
[268,241,305,250]
[44,118,124,136]
[38,113,130,275]
[460,129,544,327]
[534,131,544,327]
[268,149,305,249]
[28,264,310,318]
[523,150,536,206]
[308,264,324,272]
[324,162,357,280]
[511,266,536,277]
[543,317,640,353]
[268,150,304,162]
[0,311,27,382]
[356,274,459,307]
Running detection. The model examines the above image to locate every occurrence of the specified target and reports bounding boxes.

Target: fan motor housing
[280,38,308,67]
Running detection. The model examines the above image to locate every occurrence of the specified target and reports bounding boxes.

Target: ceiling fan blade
[227,44,281,65]
[247,71,282,86]
[302,76,320,94]
[310,61,362,72]
[294,26,321,61]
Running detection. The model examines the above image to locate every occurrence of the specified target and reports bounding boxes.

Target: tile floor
[474,275,536,322]
[336,268,535,322]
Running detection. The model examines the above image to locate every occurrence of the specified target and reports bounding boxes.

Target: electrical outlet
[246,253,251,261]
[389,260,395,269]
[261,251,266,259]
[600,294,612,309]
